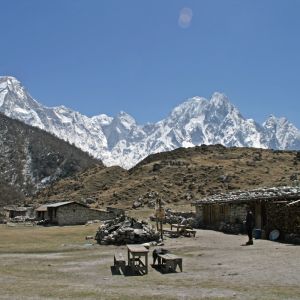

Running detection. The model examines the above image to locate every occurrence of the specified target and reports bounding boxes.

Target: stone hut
[4,206,34,219]
[193,186,300,238]
[35,201,117,226]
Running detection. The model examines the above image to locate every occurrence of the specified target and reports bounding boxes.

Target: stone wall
[55,203,115,226]
[228,203,247,223]
[195,206,203,223]
[195,203,247,225]
[265,202,300,235]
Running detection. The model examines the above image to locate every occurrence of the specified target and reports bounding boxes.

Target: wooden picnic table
[157,253,183,272]
[170,223,187,232]
[127,244,149,275]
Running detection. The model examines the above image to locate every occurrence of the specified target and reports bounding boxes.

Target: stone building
[4,206,34,219]
[193,186,300,238]
[35,201,119,226]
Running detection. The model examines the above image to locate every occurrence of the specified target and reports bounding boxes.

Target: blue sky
[1,0,300,127]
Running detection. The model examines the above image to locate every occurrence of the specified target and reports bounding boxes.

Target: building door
[255,202,262,228]
[48,208,53,222]
[203,205,211,225]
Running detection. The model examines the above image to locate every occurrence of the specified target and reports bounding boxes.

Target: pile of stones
[150,208,199,228]
[95,216,160,245]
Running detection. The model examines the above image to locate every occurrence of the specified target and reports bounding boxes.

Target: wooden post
[155,198,164,241]
[160,219,163,241]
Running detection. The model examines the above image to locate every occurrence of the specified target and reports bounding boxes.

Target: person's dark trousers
[247,227,253,241]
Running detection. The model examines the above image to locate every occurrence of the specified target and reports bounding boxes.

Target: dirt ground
[0,224,299,300]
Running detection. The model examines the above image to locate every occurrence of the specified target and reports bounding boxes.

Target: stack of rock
[95,216,160,245]
[150,208,198,228]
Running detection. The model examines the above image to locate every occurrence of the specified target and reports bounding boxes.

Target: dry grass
[0,223,99,253]
[0,224,299,300]
[31,146,300,211]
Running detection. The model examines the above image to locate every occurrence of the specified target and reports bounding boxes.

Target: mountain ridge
[1,76,300,169]
[0,112,102,204]
[31,145,300,209]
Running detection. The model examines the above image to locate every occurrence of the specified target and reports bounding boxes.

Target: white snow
[1,76,300,169]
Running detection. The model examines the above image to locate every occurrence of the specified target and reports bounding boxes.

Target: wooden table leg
[178,259,182,272]
[128,249,130,268]
[145,253,148,274]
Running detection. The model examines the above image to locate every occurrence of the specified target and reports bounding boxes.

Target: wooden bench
[157,253,183,272]
[184,229,196,237]
[114,252,126,270]
[163,229,180,238]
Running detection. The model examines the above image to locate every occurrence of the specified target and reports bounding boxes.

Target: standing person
[245,208,254,245]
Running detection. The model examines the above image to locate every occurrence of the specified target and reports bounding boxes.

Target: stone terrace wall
[56,203,114,226]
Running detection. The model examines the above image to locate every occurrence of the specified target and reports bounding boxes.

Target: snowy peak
[208,92,240,119]
[263,115,288,129]
[0,76,300,169]
[102,111,144,150]
[91,114,113,126]
[0,76,22,90]
[0,76,35,106]
[0,76,47,129]
[263,115,300,149]
[168,92,238,126]
[169,96,207,120]
[114,111,137,128]
[0,76,30,102]
[210,92,230,107]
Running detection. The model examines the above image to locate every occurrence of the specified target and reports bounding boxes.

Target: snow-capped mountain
[1,76,300,169]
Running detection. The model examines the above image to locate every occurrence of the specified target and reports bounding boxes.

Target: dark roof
[4,206,29,212]
[287,199,300,206]
[35,201,88,211]
[193,186,300,205]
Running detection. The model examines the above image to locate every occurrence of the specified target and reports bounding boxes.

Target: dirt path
[0,228,299,300]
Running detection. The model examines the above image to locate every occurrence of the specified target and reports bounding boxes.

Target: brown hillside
[31,145,300,209]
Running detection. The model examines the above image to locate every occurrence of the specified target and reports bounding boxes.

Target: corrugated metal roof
[46,201,74,208]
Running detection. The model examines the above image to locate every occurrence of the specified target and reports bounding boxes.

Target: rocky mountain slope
[31,145,300,209]
[1,76,300,169]
[0,113,102,206]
